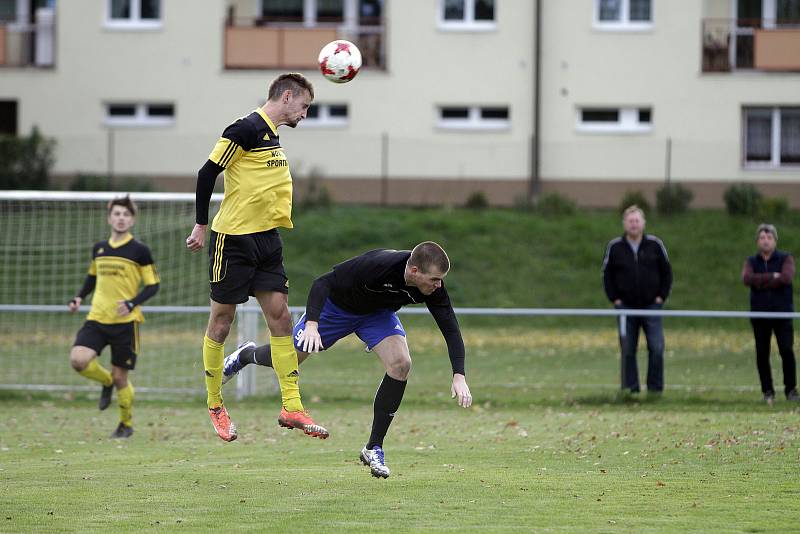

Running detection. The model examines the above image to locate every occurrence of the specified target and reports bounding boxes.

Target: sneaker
[222,341,256,385]
[360,445,390,478]
[110,422,133,439]
[98,384,113,411]
[787,389,799,402]
[208,405,237,442]
[278,408,329,439]
[764,392,775,406]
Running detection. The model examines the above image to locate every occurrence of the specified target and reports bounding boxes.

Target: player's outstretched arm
[451,373,472,408]
[69,274,97,312]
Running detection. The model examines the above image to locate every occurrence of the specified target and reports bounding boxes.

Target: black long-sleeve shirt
[306,249,466,375]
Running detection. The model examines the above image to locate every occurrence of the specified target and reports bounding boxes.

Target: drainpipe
[530,0,542,206]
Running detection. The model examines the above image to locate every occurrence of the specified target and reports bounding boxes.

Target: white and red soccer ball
[318,40,362,83]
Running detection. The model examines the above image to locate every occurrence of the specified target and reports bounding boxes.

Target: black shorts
[73,320,139,369]
[209,229,289,304]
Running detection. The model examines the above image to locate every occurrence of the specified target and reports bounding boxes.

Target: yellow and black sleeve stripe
[208,138,242,169]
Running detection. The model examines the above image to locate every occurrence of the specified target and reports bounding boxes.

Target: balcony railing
[703,18,800,72]
[0,8,55,68]
[224,17,385,71]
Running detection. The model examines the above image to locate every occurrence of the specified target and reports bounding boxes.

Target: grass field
[2,326,799,533]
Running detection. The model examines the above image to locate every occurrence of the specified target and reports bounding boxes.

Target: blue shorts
[293,299,406,352]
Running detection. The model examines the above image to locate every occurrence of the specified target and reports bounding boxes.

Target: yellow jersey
[207,108,293,235]
[85,233,160,324]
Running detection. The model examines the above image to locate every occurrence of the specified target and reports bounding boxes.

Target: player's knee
[389,357,412,380]
[207,314,233,341]
[69,351,89,371]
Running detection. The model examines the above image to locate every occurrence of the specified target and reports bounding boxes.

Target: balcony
[703,18,800,72]
[0,8,55,68]
[223,17,385,71]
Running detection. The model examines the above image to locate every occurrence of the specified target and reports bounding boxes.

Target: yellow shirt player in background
[68,195,160,439]
[185,73,328,442]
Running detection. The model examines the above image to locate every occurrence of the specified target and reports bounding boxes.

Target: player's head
[622,205,645,239]
[267,73,315,128]
[756,223,778,254]
[106,195,136,234]
[406,241,450,295]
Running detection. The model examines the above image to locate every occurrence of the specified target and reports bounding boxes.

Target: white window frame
[104,103,175,127]
[438,0,497,32]
[301,103,349,128]
[593,0,653,32]
[576,106,653,133]
[436,105,510,131]
[743,106,800,169]
[104,0,162,31]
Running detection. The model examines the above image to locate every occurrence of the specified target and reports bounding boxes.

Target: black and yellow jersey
[85,234,160,324]
[207,108,293,235]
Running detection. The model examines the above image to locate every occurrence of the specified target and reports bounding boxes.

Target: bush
[0,127,56,190]
[300,169,332,209]
[464,191,489,210]
[537,192,576,216]
[756,196,789,221]
[618,190,651,215]
[656,183,694,215]
[69,174,154,192]
[723,183,761,216]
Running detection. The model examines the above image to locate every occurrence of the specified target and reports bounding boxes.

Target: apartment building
[1,0,798,206]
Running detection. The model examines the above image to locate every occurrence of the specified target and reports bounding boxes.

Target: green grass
[2,326,799,533]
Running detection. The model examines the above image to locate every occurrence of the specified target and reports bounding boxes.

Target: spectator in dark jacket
[742,223,799,405]
[602,205,672,395]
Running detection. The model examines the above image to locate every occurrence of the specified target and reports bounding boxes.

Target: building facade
[1,0,798,207]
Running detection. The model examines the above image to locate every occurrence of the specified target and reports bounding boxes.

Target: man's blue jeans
[617,303,664,393]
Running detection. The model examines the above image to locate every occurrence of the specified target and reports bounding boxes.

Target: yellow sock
[78,359,113,387]
[117,383,134,427]
[203,335,225,409]
[270,335,303,412]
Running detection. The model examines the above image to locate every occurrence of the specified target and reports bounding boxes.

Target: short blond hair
[622,205,645,221]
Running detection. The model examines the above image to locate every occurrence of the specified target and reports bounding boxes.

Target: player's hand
[451,373,472,408]
[68,297,82,312]
[186,224,207,252]
[117,300,132,316]
[298,321,323,353]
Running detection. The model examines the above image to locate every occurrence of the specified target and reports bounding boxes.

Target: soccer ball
[318,40,362,83]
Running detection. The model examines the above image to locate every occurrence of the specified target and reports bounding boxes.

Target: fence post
[236,297,260,400]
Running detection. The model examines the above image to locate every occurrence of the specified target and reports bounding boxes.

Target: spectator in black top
[602,205,672,396]
[742,223,799,405]
[221,242,472,478]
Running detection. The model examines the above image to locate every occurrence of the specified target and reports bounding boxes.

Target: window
[260,0,348,24]
[576,106,652,133]
[0,100,17,135]
[437,105,510,130]
[439,0,496,31]
[106,0,161,29]
[105,102,175,126]
[744,107,800,167]
[594,0,652,30]
[301,103,349,127]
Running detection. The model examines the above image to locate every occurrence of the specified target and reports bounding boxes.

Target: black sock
[366,374,407,449]
[240,345,272,367]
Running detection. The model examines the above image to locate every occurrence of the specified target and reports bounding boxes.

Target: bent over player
[222,242,472,477]
[186,73,327,442]
[68,195,160,438]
